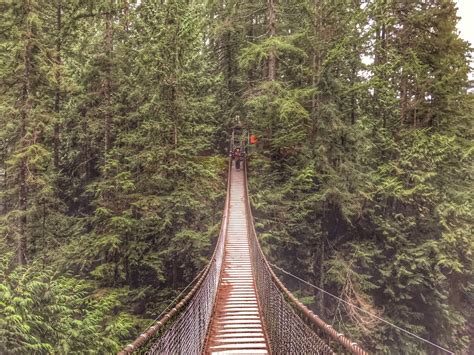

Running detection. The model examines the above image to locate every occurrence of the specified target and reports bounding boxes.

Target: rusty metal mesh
[125,156,365,355]
[145,231,225,355]
[247,224,335,354]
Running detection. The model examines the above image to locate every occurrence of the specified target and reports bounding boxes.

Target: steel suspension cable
[270,262,454,355]
[243,161,367,355]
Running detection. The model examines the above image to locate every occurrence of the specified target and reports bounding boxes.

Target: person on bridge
[232,147,242,170]
[250,134,258,145]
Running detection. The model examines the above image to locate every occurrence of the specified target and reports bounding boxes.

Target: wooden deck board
[205,166,269,354]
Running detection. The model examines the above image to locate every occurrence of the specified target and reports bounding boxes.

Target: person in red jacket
[250,134,258,145]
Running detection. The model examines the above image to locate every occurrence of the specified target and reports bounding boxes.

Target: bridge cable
[269,262,454,355]
[141,266,206,332]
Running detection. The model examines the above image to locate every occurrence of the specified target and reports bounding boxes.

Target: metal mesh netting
[247,224,334,354]
[145,232,225,355]
[123,156,365,355]
[137,160,231,355]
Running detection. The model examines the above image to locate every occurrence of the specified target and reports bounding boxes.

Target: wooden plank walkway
[205,166,269,355]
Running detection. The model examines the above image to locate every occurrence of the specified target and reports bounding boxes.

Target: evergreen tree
[244,0,472,352]
[0,0,471,352]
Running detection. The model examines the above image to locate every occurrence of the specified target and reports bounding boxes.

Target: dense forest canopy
[0,0,472,353]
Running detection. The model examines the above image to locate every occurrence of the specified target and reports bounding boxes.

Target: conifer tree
[0,0,471,352]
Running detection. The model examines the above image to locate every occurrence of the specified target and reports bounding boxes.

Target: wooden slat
[205,166,269,354]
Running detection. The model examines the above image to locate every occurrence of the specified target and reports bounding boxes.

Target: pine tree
[0,0,471,352]
[245,0,472,352]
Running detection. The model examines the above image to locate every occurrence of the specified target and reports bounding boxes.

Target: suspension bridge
[117,132,368,354]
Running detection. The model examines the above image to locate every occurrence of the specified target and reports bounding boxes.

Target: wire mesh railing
[144,246,223,355]
[243,160,368,355]
[120,131,367,354]
[118,159,231,355]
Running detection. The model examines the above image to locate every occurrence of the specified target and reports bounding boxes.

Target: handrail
[243,159,368,355]
[118,156,233,354]
[119,134,367,354]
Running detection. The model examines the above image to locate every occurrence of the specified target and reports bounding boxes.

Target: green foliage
[239,35,307,71]
[242,0,472,353]
[0,251,138,354]
[0,0,471,353]
[0,0,226,351]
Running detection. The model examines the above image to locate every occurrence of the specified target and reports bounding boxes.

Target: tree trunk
[315,238,325,319]
[18,157,28,265]
[104,1,113,160]
[310,0,323,144]
[400,69,408,125]
[247,16,257,83]
[226,30,234,94]
[53,0,62,169]
[267,0,276,81]
[350,42,357,126]
[310,51,317,143]
[374,20,387,128]
[0,141,6,214]
[18,9,34,265]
